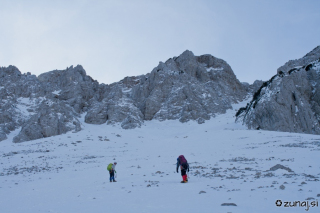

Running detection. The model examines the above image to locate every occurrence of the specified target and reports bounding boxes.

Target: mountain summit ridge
[2,46,320,143]
[1,50,247,142]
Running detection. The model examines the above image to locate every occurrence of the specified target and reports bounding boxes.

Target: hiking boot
[113,180,117,182]
[110,180,112,182]
[181,181,187,183]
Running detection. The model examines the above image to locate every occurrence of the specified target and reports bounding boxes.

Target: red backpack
[179,155,188,170]
[179,155,187,164]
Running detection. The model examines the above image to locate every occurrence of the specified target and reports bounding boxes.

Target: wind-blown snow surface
[1,100,320,213]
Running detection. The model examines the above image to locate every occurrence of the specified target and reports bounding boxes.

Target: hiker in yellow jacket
[107,162,117,182]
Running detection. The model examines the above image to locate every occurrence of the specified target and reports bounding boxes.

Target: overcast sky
[1,0,319,84]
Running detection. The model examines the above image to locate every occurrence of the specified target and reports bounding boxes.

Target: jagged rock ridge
[1,50,247,142]
[236,46,320,134]
[85,50,247,128]
[0,65,97,143]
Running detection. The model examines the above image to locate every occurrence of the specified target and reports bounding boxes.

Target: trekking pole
[115,172,117,179]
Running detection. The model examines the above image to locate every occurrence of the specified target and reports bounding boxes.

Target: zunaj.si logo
[275,200,282,207]
[275,199,319,211]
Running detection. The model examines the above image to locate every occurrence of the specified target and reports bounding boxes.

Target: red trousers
[181,169,187,181]
[182,174,187,181]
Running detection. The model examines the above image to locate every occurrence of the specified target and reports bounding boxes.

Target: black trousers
[181,169,186,176]
[109,170,115,181]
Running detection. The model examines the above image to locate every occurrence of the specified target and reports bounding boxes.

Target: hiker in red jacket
[176,155,189,183]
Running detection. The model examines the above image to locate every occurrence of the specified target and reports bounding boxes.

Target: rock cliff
[0,50,250,142]
[236,46,320,134]
[86,50,247,128]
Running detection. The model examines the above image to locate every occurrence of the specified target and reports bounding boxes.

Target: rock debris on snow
[221,203,237,206]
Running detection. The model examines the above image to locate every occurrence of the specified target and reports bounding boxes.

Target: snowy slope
[0,99,319,213]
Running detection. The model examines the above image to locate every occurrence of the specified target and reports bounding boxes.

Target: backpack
[107,163,113,171]
[178,155,187,164]
[181,162,188,170]
[178,155,189,170]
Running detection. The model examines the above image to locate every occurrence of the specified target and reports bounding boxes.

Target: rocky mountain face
[242,80,264,95]
[0,66,45,142]
[0,65,97,143]
[236,46,320,134]
[86,50,248,129]
[1,50,247,142]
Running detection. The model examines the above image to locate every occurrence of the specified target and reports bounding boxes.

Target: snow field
[0,101,320,213]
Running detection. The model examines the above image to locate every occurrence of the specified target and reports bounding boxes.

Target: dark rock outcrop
[277,46,320,74]
[242,80,264,95]
[236,46,320,134]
